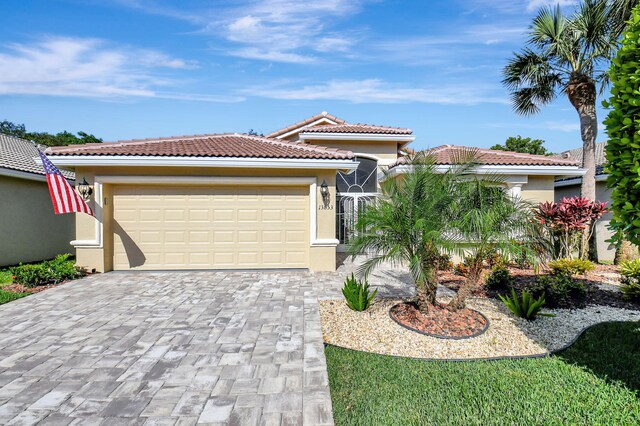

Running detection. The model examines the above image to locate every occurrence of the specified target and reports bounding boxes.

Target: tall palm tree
[503,0,618,256]
[349,154,471,313]
[609,0,639,36]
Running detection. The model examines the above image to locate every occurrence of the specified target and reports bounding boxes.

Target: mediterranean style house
[44,112,585,272]
[0,134,75,266]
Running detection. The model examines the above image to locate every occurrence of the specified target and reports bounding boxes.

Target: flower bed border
[388,302,490,340]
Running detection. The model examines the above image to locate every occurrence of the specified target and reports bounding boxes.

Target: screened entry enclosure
[336,157,378,250]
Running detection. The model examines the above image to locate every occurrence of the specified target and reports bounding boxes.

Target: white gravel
[515,305,640,351]
[319,297,640,359]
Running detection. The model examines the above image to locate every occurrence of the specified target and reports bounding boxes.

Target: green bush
[499,288,551,320]
[604,4,640,246]
[342,273,377,311]
[549,258,596,276]
[485,264,514,291]
[620,259,640,301]
[529,272,587,309]
[484,250,504,268]
[11,254,82,287]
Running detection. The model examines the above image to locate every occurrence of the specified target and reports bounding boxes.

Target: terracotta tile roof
[391,145,580,168]
[301,123,412,135]
[267,111,347,138]
[45,133,354,160]
[0,134,75,179]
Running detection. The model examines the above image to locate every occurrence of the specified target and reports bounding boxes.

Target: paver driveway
[0,271,349,425]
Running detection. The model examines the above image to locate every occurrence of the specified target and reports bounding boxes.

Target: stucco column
[506,183,523,199]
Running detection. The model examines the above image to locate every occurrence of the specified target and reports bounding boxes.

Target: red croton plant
[534,196,608,259]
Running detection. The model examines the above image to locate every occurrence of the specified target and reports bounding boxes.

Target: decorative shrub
[549,258,596,276]
[534,197,607,259]
[620,259,640,301]
[11,254,82,287]
[485,264,514,291]
[435,253,453,271]
[342,273,377,311]
[499,288,550,321]
[529,273,587,308]
[514,246,532,269]
[484,250,504,268]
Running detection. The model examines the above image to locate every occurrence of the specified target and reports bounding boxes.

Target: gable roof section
[558,141,607,175]
[267,111,347,138]
[45,133,354,160]
[0,134,74,179]
[559,141,606,165]
[391,145,580,168]
[301,123,412,135]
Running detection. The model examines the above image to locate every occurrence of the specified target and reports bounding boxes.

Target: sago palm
[349,153,473,313]
[503,0,617,206]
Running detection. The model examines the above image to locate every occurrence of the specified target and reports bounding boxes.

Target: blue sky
[0,0,604,152]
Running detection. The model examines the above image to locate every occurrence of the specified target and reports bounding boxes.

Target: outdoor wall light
[320,180,330,206]
[77,177,93,201]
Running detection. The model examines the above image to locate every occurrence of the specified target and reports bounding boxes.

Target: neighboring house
[555,141,619,262]
[0,134,75,267]
[44,112,585,273]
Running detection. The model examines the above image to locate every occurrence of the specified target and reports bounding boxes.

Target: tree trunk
[567,75,597,259]
[415,267,438,314]
[448,263,482,311]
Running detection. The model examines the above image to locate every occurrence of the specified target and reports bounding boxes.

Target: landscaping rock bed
[389,302,488,339]
[320,297,640,359]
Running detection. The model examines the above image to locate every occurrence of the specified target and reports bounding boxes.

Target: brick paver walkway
[0,271,352,425]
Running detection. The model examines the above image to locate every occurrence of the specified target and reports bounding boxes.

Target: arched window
[336,156,378,193]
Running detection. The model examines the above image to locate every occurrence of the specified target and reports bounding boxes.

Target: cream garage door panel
[112,185,309,270]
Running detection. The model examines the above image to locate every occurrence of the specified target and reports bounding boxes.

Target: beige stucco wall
[73,166,339,273]
[521,176,555,204]
[555,180,617,262]
[0,174,75,267]
[301,139,400,164]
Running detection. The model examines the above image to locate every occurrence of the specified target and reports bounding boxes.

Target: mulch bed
[389,302,489,339]
[438,264,640,311]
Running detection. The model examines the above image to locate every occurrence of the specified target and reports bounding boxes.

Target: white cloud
[0,37,241,102]
[526,0,577,12]
[246,79,508,105]
[217,0,365,62]
[463,0,577,14]
[546,121,580,132]
[486,120,581,132]
[229,48,316,64]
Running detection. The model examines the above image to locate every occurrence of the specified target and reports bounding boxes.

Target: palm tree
[502,0,618,257]
[609,0,639,36]
[447,181,536,310]
[349,154,471,313]
[350,152,535,313]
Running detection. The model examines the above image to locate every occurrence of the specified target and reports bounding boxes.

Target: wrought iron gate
[336,193,377,252]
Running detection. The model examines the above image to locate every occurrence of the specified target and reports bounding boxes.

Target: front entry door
[335,156,379,252]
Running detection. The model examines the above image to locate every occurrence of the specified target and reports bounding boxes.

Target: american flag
[38,151,94,216]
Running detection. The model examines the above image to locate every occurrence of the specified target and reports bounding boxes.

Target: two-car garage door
[112,185,309,270]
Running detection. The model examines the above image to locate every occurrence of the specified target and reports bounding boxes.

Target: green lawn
[0,268,12,287]
[326,321,640,426]
[0,290,29,305]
